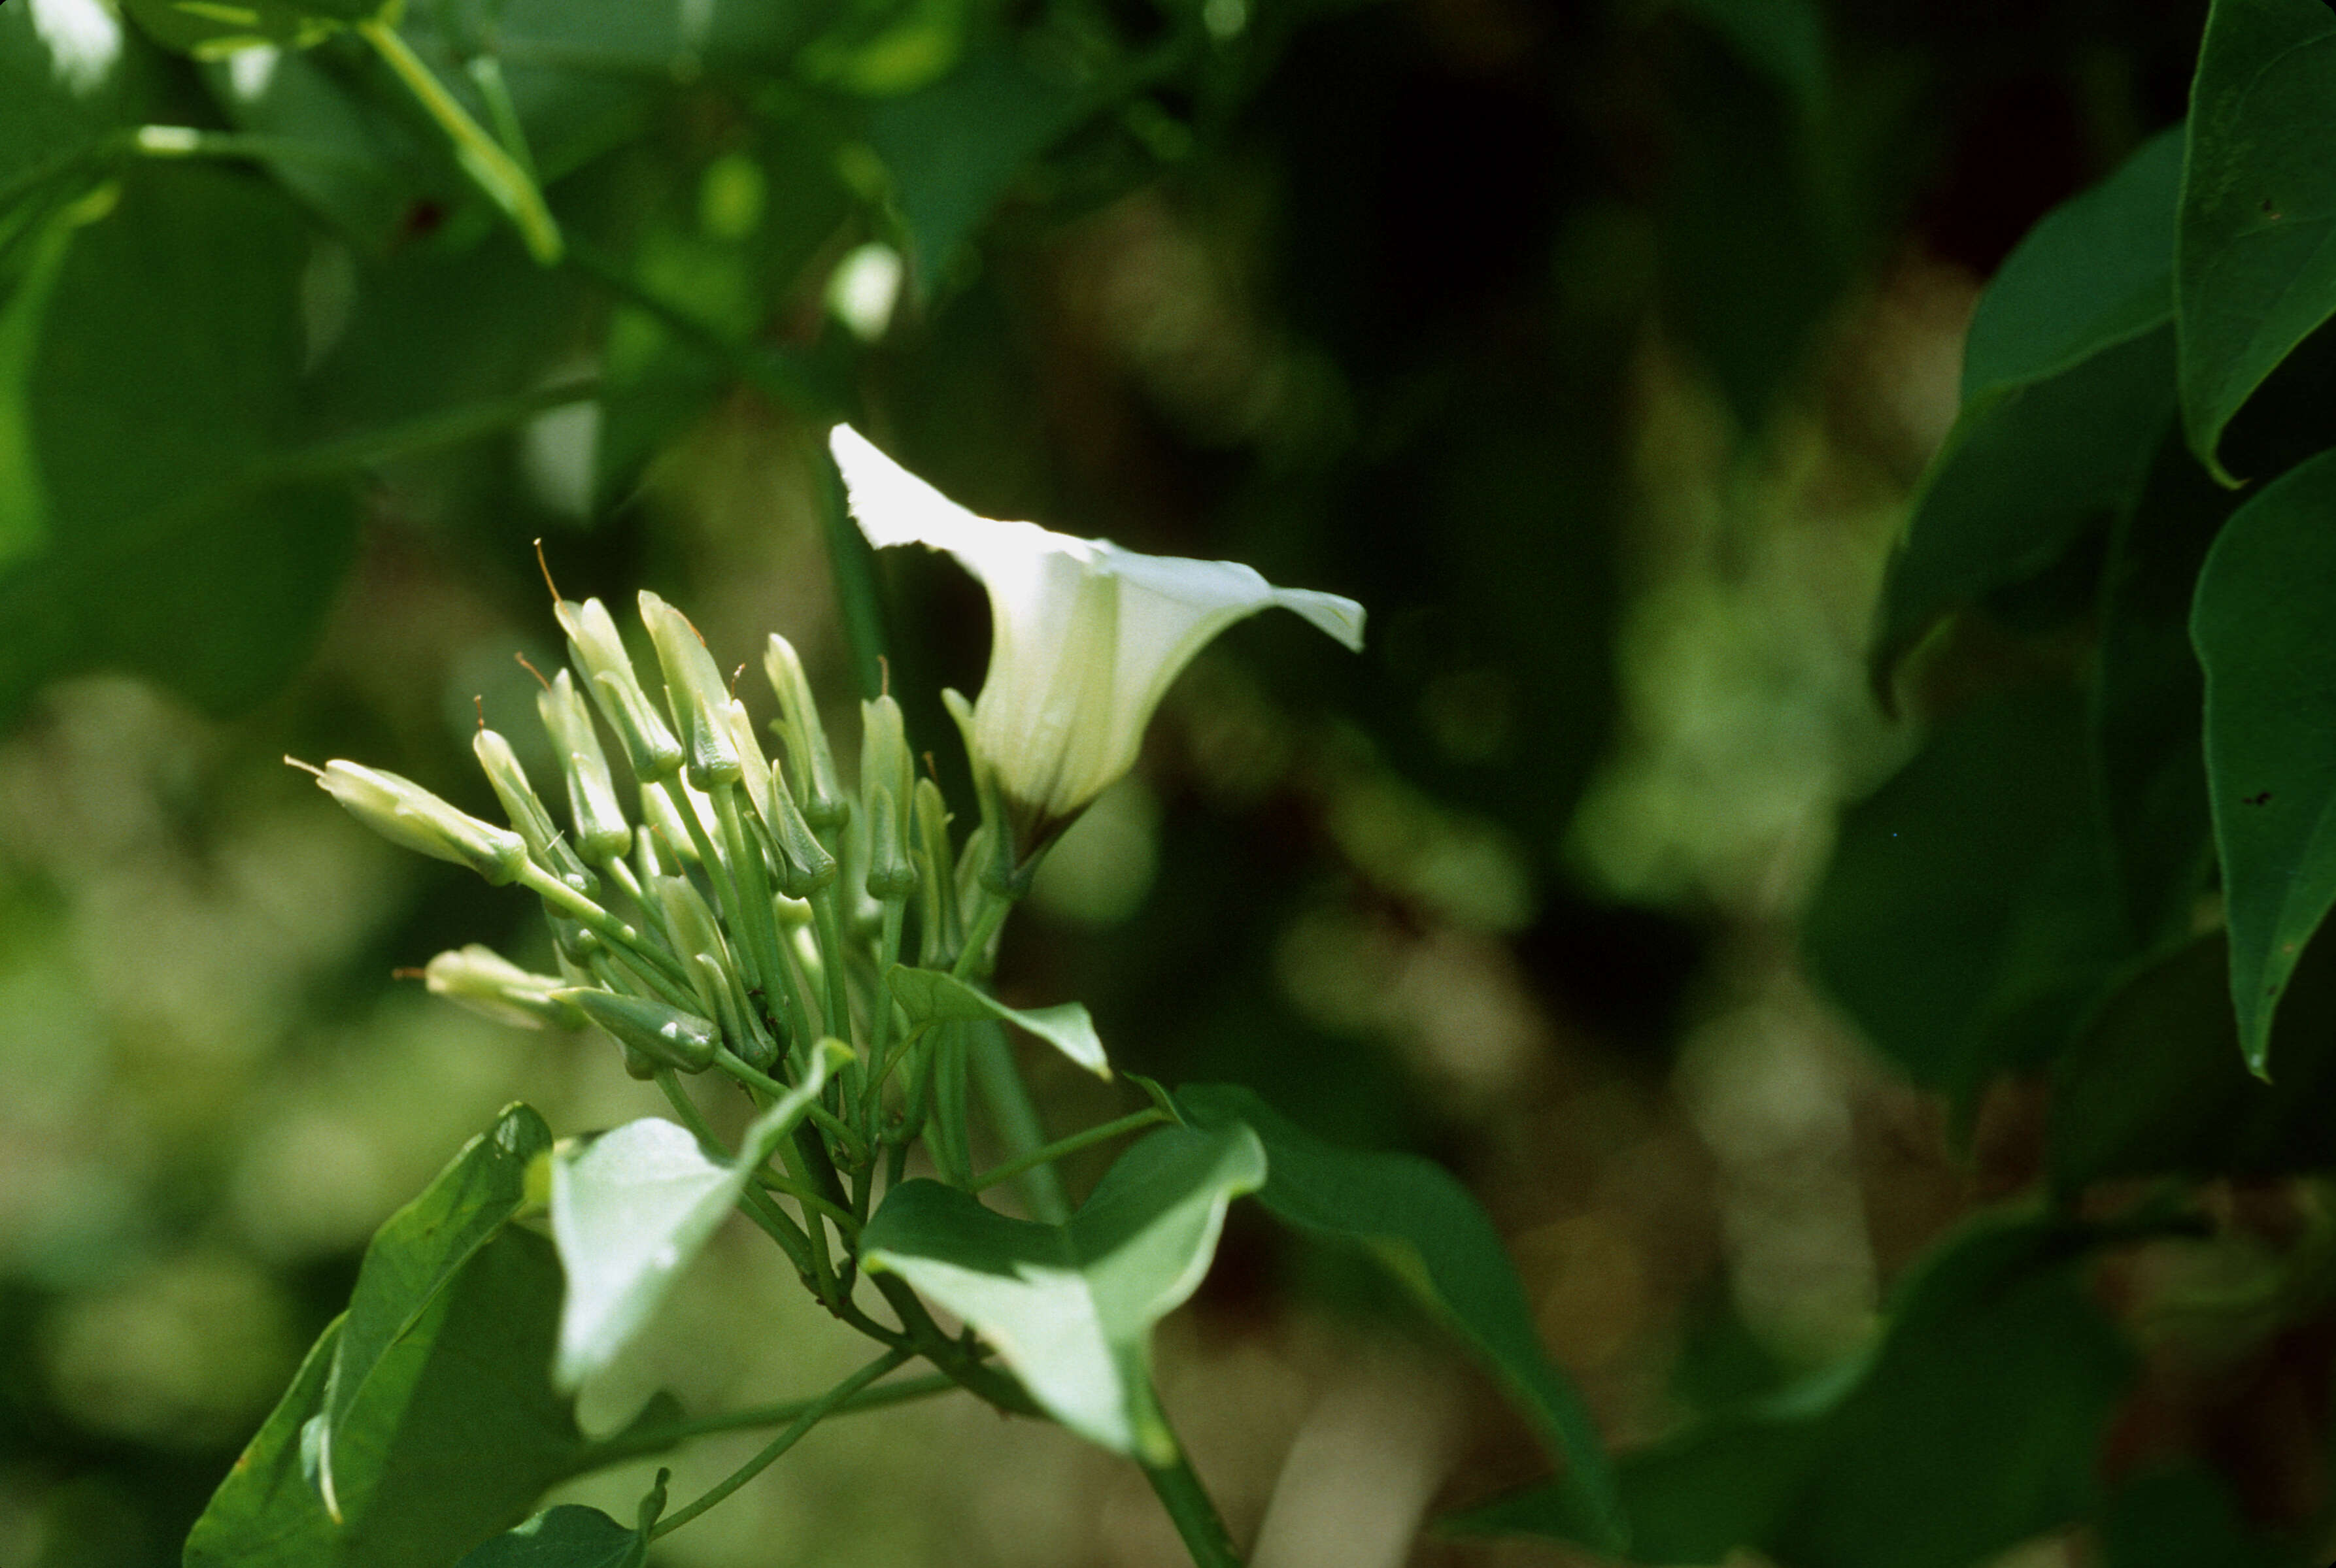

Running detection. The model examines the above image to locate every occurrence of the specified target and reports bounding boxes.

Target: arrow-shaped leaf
[885,964,1109,1077]
[551,1041,847,1390]
[858,1123,1264,1461]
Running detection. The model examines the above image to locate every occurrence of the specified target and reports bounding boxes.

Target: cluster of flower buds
[296,427,1364,1186]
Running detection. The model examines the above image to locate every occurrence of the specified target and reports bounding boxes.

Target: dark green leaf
[0,5,124,198]
[1963,126,2180,399]
[2098,1467,2284,1568]
[452,1505,643,1568]
[2093,429,2234,945]
[2177,0,2336,479]
[859,1124,1265,1461]
[2192,444,2336,1073]
[2052,926,2336,1188]
[320,1104,553,1518]
[1804,688,2135,1101]
[1,164,358,722]
[866,44,1087,292]
[1877,129,2182,668]
[1673,0,1826,111]
[1453,1213,2133,1568]
[1176,1083,1625,1552]
[188,1229,596,1567]
[124,0,388,57]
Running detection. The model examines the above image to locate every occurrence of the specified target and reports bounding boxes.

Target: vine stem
[972,1109,1167,1193]
[581,1372,958,1465]
[356,19,563,263]
[651,1348,911,1539]
[1143,1424,1245,1568]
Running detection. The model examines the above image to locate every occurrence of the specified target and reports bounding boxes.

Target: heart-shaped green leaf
[886,964,1109,1077]
[858,1123,1264,1461]
[2177,0,2336,480]
[319,1103,552,1519]
[2192,444,2336,1073]
[551,1042,845,1389]
[1176,1083,1625,1551]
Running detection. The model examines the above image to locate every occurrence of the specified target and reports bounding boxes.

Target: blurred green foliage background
[0,0,2311,1561]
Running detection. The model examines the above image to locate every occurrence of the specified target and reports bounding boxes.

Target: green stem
[711,1050,872,1167]
[263,379,603,485]
[715,784,792,1039]
[1143,1426,1245,1568]
[973,1109,1167,1193]
[519,863,697,997]
[652,1348,911,1539]
[583,1372,958,1464]
[811,429,892,700]
[969,1022,1069,1222]
[754,1168,861,1236]
[563,237,829,412]
[358,18,563,263]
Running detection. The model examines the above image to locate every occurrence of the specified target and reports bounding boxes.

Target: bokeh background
[0,0,2262,1562]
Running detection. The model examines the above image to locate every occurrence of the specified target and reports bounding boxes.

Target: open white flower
[830,425,1365,848]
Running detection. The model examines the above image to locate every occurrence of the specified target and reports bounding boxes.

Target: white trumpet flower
[830,425,1365,848]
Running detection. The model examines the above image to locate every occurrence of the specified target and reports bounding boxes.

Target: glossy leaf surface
[859,1123,1264,1461]
[2178,0,2336,477]
[2192,445,2336,1071]
[1176,1083,1625,1551]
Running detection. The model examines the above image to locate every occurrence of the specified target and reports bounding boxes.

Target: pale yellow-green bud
[639,591,741,790]
[305,759,530,884]
[424,945,586,1030]
[473,727,594,892]
[537,670,633,862]
[555,596,683,783]
[764,633,846,827]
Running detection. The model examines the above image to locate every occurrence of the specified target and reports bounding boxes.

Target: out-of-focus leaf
[858,1124,1265,1461]
[1805,689,2134,1101]
[1878,130,2183,668]
[2177,0,2336,480]
[320,1105,552,1520]
[799,0,968,97]
[186,1229,600,1566]
[1454,1213,2133,1568]
[551,1043,842,1390]
[0,3,124,195]
[1177,1082,1627,1552]
[0,163,358,723]
[2191,446,2336,1073]
[2093,429,2234,945]
[2052,926,2336,1189]
[887,965,1110,1078]
[866,44,1086,291]
[2098,1467,2283,1568]
[124,0,386,58]
[1673,0,1826,112]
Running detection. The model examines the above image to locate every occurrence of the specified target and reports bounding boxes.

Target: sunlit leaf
[551,1043,845,1390]
[859,1124,1264,1461]
[887,964,1109,1077]
[2191,444,2336,1073]
[2177,0,2336,479]
[1176,1083,1625,1551]
[320,1104,553,1520]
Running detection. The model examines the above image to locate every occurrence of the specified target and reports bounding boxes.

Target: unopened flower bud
[911,776,959,961]
[473,727,595,893]
[424,945,586,1030]
[651,874,732,1019]
[562,987,719,1075]
[764,634,845,827]
[639,591,742,791]
[760,755,837,899]
[305,759,530,885]
[865,782,917,900]
[556,597,684,782]
[537,671,633,862]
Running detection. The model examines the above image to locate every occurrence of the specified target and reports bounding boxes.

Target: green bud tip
[293,758,530,885]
